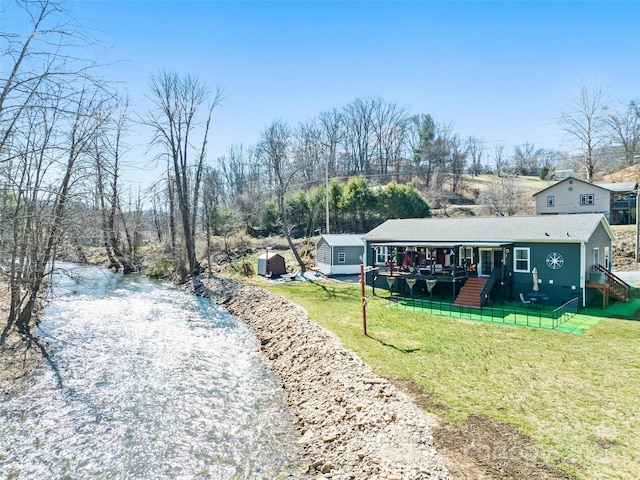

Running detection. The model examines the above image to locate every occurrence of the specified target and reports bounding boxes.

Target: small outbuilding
[257,252,287,277]
[315,234,364,275]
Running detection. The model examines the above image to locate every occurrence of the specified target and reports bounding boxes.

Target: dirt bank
[0,285,47,394]
[196,275,450,479]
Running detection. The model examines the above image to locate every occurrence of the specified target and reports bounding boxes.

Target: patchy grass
[259,278,640,479]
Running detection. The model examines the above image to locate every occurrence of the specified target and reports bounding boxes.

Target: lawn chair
[519,293,533,307]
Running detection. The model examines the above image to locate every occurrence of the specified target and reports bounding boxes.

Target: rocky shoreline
[195,275,450,480]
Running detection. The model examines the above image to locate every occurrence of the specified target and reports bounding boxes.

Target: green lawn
[261,278,640,479]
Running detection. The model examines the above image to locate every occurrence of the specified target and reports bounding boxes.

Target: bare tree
[92,97,138,273]
[480,176,526,216]
[341,97,377,174]
[607,99,640,165]
[1,0,96,154]
[561,79,611,182]
[317,109,343,177]
[513,143,537,175]
[144,71,224,280]
[5,85,112,338]
[466,136,485,176]
[257,119,305,272]
[1,0,112,339]
[492,144,506,177]
[217,144,264,231]
[449,134,468,195]
[295,119,324,186]
[372,99,409,177]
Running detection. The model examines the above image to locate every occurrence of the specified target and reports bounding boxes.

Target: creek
[0,264,303,479]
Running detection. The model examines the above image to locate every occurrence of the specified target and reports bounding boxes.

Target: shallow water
[0,265,303,479]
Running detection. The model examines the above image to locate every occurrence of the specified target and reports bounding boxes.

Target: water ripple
[1,266,303,479]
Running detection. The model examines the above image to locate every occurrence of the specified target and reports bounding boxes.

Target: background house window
[514,247,530,272]
[547,196,555,207]
[580,194,594,206]
[338,252,346,263]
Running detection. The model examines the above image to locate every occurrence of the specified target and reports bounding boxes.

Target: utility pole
[360,264,367,336]
[325,155,330,234]
[635,189,640,263]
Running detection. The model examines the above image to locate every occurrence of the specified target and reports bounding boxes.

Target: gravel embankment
[196,275,450,480]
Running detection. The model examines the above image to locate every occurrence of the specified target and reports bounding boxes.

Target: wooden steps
[453,277,487,308]
[587,265,631,307]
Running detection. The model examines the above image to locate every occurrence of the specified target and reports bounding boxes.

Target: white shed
[315,234,364,275]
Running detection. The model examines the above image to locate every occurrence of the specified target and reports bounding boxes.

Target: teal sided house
[362,214,626,308]
[315,234,365,275]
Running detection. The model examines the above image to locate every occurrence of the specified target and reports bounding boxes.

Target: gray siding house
[315,234,364,275]
[533,177,637,225]
[362,214,618,308]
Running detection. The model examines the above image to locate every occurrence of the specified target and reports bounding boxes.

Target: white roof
[319,234,364,247]
[595,181,637,193]
[257,252,284,260]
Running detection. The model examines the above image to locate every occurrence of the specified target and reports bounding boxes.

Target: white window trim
[513,247,530,273]
[580,193,594,206]
[338,252,346,264]
[460,247,473,262]
[375,247,389,264]
[547,195,554,207]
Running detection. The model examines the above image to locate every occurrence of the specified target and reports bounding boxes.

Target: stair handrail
[594,264,631,302]
[479,270,498,306]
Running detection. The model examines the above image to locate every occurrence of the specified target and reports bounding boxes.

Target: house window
[375,247,388,264]
[338,252,346,264]
[514,247,530,273]
[460,247,473,263]
[580,194,594,206]
[604,247,610,269]
[547,196,555,207]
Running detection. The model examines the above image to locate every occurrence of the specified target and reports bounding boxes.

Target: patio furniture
[519,292,533,307]
[528,293,549,306]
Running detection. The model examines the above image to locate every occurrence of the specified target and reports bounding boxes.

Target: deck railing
[594,264,631,302]
[552,297,579,328]
[611,199,633,210]
[478,269,499,306]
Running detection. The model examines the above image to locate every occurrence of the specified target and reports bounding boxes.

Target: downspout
[581,242,586,307]
[330,244,334,275]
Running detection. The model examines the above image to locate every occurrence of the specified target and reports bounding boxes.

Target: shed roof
[319,234,364,247]
[257,252,284,260]
[362,214,615,244]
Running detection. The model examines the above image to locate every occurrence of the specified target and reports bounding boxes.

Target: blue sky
[18,1,640,183]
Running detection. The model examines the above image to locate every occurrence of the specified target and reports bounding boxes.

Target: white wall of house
[535,178,610,218]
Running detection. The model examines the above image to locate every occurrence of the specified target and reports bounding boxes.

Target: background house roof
[595,181,638,193]
[362,214,615,244]
[319,234,365,247]
[532,176,610,197]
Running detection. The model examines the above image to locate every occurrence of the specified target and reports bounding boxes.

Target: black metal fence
[387,295,581,331]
